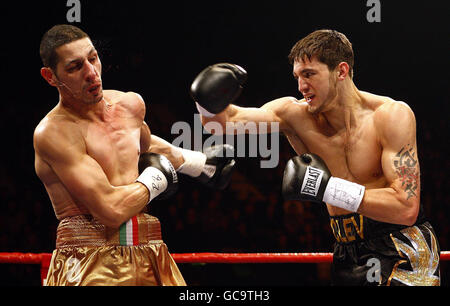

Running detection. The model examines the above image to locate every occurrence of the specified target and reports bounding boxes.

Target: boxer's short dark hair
[40,24,89,70]
[288,29,354,78]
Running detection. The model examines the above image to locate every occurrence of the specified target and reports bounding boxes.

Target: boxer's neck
[321,81,365,133]
[59,95,111,122]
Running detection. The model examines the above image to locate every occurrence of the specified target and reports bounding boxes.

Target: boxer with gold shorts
[46,214,185,286]
[35,25,235,286]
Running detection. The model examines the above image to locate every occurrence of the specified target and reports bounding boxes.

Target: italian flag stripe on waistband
[119,216,139,246]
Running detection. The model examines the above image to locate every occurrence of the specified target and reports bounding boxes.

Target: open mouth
[305,95,315,103]
[88,84,101,94]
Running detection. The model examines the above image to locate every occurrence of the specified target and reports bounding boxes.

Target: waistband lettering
[330,215,364,243]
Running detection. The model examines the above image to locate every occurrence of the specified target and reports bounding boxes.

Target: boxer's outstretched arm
[141,125,236,190]
[139,121,184,169]
[34,120,149,228]
[138,95,235,187]
[190,63,296,135]
[357,102,420,226]
[200,97,296,135]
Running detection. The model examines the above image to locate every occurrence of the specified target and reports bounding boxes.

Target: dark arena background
[0,0,449,288]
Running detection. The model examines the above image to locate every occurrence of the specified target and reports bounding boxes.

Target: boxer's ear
[41,67,58,87]
[336,62,350,80]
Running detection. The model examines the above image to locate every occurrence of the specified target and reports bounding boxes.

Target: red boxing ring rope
[2,251,449,264]
[1,252,449,285]
[172,252,335,263]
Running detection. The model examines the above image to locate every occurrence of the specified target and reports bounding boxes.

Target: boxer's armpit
[393,144,419,200]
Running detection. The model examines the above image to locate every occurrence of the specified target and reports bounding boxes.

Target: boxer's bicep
[140,121,151,153]
[389,145,420,200]
[377,102,420,202]
[56,153,115,207]
[40,136,148,227]
[227,96,297,133]
[125,91,150,152]
[35,124,116,212]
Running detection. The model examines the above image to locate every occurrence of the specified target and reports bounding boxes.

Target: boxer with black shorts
[189,29,440,286]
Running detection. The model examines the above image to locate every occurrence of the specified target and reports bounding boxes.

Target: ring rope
[172,252,334,263]
[2,252,449,285]
[1,251,449,264]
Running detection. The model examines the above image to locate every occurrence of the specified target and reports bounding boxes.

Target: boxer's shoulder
[103,89,136,104]
[364,93,416,145]
[373,99,415,128]
[34,112,83,160]
[35,106,79,138]
[361,91,412,114]
[104,90,146,117]
[260,96,309,132]
[376,99,413,115]
[262,96,309,119]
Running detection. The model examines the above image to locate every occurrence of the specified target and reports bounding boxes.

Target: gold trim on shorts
[387,226,440,286]
[45,214,186,286]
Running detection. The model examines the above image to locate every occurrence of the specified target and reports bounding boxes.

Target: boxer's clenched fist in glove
[282,153,365,212]
[177,144,236,190]
[190,63,247,116]
[137,153,178,203]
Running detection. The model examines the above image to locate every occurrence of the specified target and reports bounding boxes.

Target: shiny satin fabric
[330,214,440,286]
[45,214,186,286]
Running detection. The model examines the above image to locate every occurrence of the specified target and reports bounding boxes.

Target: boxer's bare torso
[276,92,401,216]
[34,90,146,220]
[219,91,420,221]
[205,57,420,224]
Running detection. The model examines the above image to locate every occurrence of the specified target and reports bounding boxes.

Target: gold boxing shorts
[45,213,186,286]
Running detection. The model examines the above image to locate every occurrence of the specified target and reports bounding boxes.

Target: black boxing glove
[177,144,236,190]
[137,153,178,203]
[190,63,247,115]
[282,153,365,212]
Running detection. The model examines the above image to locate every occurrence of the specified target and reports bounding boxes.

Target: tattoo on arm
[393,144,419,200]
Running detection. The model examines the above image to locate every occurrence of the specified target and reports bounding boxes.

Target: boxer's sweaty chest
[85,109,141,185]
[295,118,384,185]
[324,129,382,183]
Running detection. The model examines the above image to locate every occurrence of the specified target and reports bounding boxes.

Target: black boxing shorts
[329,213,440,286]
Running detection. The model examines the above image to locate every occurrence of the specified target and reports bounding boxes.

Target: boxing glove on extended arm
[136,153,178,203]
[282,153,365,212]
[177,144,236,190]
[190,63,247,116]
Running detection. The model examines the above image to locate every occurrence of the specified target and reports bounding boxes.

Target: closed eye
[89,54,98,63]
[67,62,82,72]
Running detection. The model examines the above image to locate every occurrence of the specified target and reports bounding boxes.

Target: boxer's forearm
[199,105,233,135]
[356,186,420,226]
[80,182,150,229]
[200,103,284,135]
[147,135,185,170]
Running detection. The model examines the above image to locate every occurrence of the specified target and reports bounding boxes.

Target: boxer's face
[52,37,103,105]
[293,56,337,115]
